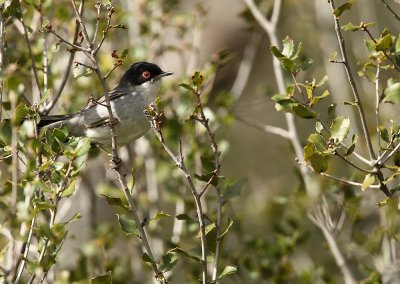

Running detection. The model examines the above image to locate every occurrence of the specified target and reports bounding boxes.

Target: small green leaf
[61,180,77,198]
[217,217,233,240]
[168,247,201,262]
[382,82,400,104]
[346,134,358,156]
[375,34,393,51]
[159,252,178,272]
[179,83,194,92]
[334,1,353,17]
[13,104,29,125]
[117,214,140,238]
[328,104,336,122]
[378,126,390,143]
[282,36,294,57]
[309,153,329,173]
[308,134,327,152]
[73,138,91,156]
[217,265,237,280]
[32,198,56,210]
[149,211,172,224]
[142,252,153,263]
[221,178,248,204]
[101,194,129,211]
[329,51,338,61]
[310,90,330,107]
[176,213,197,222]
[315,121,324,133]
[121,48,129,59]
[40,255,56,270]
[112,24,128,29]
[197,222,216,238]
[330,116,350,143]
[361,174,375,191]
[91,272,112,284]
[342,22,360,31]
[292,104,318,118]
[344,101,359,106]
[3,0,22,19]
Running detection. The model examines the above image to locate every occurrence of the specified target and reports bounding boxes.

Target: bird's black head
[117,62,172,88]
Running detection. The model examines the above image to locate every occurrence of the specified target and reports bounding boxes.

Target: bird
[38,62,173,150]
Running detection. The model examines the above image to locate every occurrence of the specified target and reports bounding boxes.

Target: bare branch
[379,0,400,22]
[328,0,376,161]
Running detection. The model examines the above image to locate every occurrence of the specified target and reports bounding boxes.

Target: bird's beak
[154,71,174,81]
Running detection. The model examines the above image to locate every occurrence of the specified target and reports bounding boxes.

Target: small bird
[39,62,172,149]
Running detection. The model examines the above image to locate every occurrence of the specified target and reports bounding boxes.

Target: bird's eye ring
[142,71,151,79]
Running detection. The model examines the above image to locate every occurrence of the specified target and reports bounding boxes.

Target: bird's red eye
[142,71,151,79]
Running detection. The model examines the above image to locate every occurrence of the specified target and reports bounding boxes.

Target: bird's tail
[37,114,75,132]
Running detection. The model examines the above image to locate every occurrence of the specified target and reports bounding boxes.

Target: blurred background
[1,0,400,283]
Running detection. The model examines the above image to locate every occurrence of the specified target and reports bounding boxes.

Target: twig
[375,64,381,158]
[92,2,102,46]
[362,26,400,73]
[235,114,291,139]
[328,0,376,161]
[0,4,5,121]
[48,29,90,52]
[146,106,208,284]
[93,5,113,55]
[43,0,84,115]
[20,18,43,99]
[14,216,36,283]
[308,206,356,284]
[335,151,373,173]
[378,142,400,165]
[379,0,400,22]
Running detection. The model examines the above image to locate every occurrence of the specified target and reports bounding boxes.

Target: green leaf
[168,247,201,262]
[112,24,128,29]
[3,0,22,19]
[333,1,353,17]
[176,213,197,222]
[375,34,393,51]
[61,180,77,197]
[308,134,327,152]
[361,174,375,191]
[91,272,112,284]
[101,194,129,211]
[378,126,390,143]
[13,104,29,125]
[309,153,329,173]
[292,104,317,118]
[32,198,56,210]
[394,151,400,167]
[159,252,178,272]
[342,22,360,31]
[330,116,350,143]
[329,51,338,61]
[282,36,294,57]
[346,134,358,156]
[73,138,91,156]
[395,36,400,58]
[217,217,233,240]
[310,90,330,107]
[40,255,56,270]
[382,82,400,104]
[121,48,129,59]
[217,265,237,280]
[142,252,153,263]
[315,121,323,133]
[149,211,172,224]
[221,178,248,204]
[117,214,140,238]
[197,222,216,238]
[328,104,336,122]
[179,83,194,92]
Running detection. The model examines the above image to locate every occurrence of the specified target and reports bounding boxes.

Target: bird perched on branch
[38,62,173,150]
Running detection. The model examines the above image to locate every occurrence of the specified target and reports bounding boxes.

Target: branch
[145,105,208,284]
[328,0,376,161]
[379,0,400,22]
[20,18,43,99]
[43,0,84,115]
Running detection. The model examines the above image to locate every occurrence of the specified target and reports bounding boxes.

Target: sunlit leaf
[330,116,350,143]
[382,82,400,104]
[334,1,353,17]
[197,222,216,238]
[149,211,172,224]
[117,214,140,238]
[217,217,233,240]
[375,34,393,51]
[361,174,375,191]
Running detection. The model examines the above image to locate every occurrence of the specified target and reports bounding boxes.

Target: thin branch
[375,64,381,158]
[379,0,400,22]
[92,2,102,46]
[48,29,90,52]
[308,206,356,284]
[378,142,400,165]
[328,0,376,161]
[93,5,113,55]
[14,216,36,283]
[43,0,84,115]
[235,114,291,139]
[20,18,43,99]
[362,26,400,73]
[146,105,208,284]
[0,4,5,121]
[334,151,373,173]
